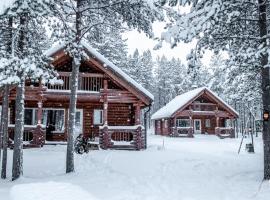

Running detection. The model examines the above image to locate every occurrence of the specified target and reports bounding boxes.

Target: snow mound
[10,181,98,200]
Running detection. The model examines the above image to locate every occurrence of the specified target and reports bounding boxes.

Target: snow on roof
[151,87,238,120]
[45,41,154,101]
[0,0,15,15]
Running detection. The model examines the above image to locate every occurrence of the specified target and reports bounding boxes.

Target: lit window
[205,119,211,128]
[93,109,103,125]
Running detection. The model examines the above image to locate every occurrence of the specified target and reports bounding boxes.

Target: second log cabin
[151,87,238,138]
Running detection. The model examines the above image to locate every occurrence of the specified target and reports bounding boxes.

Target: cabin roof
[44,41,154,102]
[151,87,239,120]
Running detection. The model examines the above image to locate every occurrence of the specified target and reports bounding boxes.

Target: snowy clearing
[0,134,270,200]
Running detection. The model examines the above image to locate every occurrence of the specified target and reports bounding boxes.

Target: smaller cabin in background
[151,87,238,138]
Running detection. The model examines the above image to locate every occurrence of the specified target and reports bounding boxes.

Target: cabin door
[194,119,201,134]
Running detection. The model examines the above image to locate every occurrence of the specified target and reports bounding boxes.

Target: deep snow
[0,134,269,200]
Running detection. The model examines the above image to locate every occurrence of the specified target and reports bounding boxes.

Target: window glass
[93,109,103,125]
[54,110,64,131]
[157,121,161,128]
[24,109,34,125]
[164,120,168,128]
[75,110,83,134]
[206,119,211,128]
[176,119,190,127]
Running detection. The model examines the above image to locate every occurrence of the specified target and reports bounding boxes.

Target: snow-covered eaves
[45,41,154,101]
[151,87,239,120]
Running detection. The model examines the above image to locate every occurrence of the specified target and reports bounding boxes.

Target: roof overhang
[44,41,154,106]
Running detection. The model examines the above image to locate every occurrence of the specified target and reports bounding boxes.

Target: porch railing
[215,127,235,138]
[46,72,103,92]
[99,125,145,149]
[8,125,46,143]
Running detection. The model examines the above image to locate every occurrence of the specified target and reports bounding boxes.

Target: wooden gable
[49,49,152,106]
[172,89,238,118]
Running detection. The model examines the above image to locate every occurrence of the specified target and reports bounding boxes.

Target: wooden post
[32,80,45,146]
[102,78,110,149]
[135,102,141,125]
[189,115,193,137]
[37,101,43,125]
[103,79,108,125]
[173,117,177,137]
[134,102,142,150]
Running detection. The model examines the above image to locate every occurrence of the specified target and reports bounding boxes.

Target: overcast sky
[123,22,213,66]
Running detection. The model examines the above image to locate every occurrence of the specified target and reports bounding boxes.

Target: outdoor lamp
[263,111,269,121]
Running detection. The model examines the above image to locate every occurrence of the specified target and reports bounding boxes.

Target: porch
[99,125,145,150]
[171,115,235,138]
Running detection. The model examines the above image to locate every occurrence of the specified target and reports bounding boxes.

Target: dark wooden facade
[1,43,153,150]
[152,88,238,138]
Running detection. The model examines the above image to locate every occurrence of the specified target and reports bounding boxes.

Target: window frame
[93,109,103,125]
[205,119,211,128]
[164,119,168,128]
[75,109,83,134]
[176,119,191,128]
[43,108,66,133]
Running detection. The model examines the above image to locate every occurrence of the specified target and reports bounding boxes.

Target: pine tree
[141,50,154,92]
[161,0,270,179]
[88,26,128,69]
[0,0,57,180]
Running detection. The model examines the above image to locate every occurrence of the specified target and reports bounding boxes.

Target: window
[157,121,161,129]
[24,109,34,125]
[75,110,83,134]
[43,109,65,132]
[23,108,38,125]
[176,119,190,127]
[164,120,168,128]
[93,109,103,125]
[205,119,211,128]
[225,119,232,127]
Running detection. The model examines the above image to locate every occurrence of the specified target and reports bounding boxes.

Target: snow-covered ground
[0,134,270,200]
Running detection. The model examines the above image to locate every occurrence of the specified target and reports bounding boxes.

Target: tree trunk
[66,59,80,173]
[12,79,25,181]
[1,85,9,179]
[258,0,270,180]
[0,90,3,165]
[66,0,82,173]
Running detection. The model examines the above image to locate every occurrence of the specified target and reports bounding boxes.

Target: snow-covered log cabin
[0,41,153,150]
[151,87,238,138]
